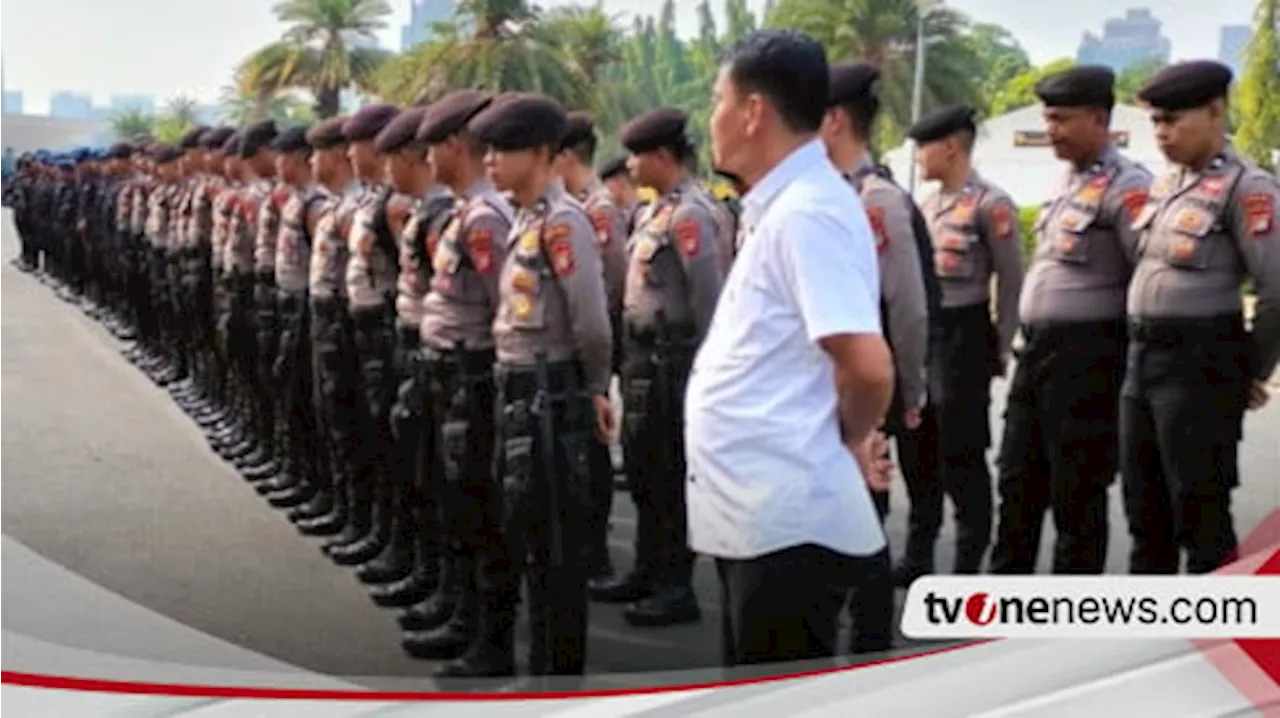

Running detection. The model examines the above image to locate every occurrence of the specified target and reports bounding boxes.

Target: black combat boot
[397,556,461,631]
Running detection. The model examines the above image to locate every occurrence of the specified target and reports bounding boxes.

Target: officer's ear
[1206,97,1228,124]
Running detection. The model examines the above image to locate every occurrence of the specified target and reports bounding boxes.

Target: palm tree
[236,0,395,118]
[164,95,201,128]
[768,0,985,148]
[110,108,155,141]
[218,83,317,126]
[372,0,590,110]
[543,2,643,136]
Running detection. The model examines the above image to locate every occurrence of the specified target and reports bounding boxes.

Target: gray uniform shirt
[494,182,613,397]
[395,185,452,328]
[346,188,403,310]
[921,170,1025,358]
[419,178,513,351]
[580,178,629,325]
[308,182,364,301]
[844,156,929,413]
[224,180,270,274]
[1128,145,1280,381]
[275,185,321,295]
[254,182,287,277]
[144,183,175,250]
[621,176,723,341]
[1020,146,1153,324]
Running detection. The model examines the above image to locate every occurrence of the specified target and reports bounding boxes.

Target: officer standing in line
[1123,60,1280,574]
[221,121,282,480]
[909,104,1024,575]
[122,149,157,364]
[322,104,401,568]
[142,145,183,386]
[820,60,930,651]
[598,156,642,235]
[347,108,422,591]
[168,128,211,416]
[303,115,373,562]
[187,127,238,432]
[552,110,626,589]
[437,92,613,679]
[589,107,721,628]
[822,61,934,522]
[990,66,1153,575]
[267,126,332,522]
[200,131,243,444]
[400,90,512,663]
[100,143,136,338]
[372,107,455,609]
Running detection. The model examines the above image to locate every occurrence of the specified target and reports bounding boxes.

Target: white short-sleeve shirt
[684,138,888,561]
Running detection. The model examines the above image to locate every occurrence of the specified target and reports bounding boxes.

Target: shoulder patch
[987,201,1015,240]
[1120,188,1149,219]
[550,232,576,277]
[467,227,495,273]
[1242,192,1275,238]
[545,221,573,245]
[675,218,701,256]
[865,205,889,253]
[590,207,612,244]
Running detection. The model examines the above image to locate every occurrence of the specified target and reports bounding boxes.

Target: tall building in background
[108,93,156,115]
[1077,8,1172,72]
[3,91,23,114]
[49,91,93,119]
[1218,25,1251,75]
[401,0,453,51]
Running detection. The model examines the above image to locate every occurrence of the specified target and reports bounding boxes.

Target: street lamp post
[907,0,939,193]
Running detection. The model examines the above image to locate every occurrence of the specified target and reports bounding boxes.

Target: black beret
[907,104,978,144]
[598,155,628,181]
[307,117,349,149]
[220,132,241,156]
[179,125,211,150]
[417,91,493,143]
[375,106,428,153]
[1035,65,1116,109]
[828,61,880,106]
[107,142,135,159]
[271,125,312,153]
[238,119,279,158]
[558,111,596,151]
[342,103,400,142]
[201,126,236,151]
[467,93,568,152]
[151,143,183,164]
[1137,60,1233,111]
[619,107,688,154]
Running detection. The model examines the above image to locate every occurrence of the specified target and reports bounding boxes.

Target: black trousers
[991,319,1126,575]
[479,363,594,676]
[717,544,889,667]
[276,293,316,481]
[310,296,364,492]
[906,303,997,573]
[1120,315,1247,575]
[391,327,436,560]
[620,344,695,588]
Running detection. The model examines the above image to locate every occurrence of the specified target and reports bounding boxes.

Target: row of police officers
[4,54,1278,673]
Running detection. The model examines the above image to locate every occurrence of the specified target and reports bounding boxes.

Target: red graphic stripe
[1,641,989,701]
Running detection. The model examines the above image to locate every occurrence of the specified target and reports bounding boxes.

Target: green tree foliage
[236,0,395,118]
[962,23,1032,113]
[988,57,1075,115]
[109,109,155,142]
[767,0,986,153]
[1235,0,1280,171]
[1114,57,1167,104]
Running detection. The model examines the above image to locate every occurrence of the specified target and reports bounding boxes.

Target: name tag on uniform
[1173,207,1213,236]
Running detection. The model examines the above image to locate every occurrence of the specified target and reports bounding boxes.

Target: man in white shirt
[689,29,897,667]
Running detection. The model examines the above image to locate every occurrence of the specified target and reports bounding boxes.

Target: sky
[0,0,1260,114]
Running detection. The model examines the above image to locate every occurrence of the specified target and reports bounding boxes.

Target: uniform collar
[462,177,493,201]
[577,176,603,202]
[741,138,826,228]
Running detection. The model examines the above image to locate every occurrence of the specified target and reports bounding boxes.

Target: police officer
[320,104,400,568]
[910,104,1025,575]
[552,111,625,588]
[400,90,513,662]
[142,145,183,386]
[821,60,930,650]
[598,156,642,235]
[201,131,246,448]
[1123,60,1280,574]
[990,66,1153,575]
[348,108,422,590]
[437,92,613,679]
[168,127,212,417]
[303,115,376,561]
[373,107,456,609]
[589,107,721,628]
[274,122,349,525]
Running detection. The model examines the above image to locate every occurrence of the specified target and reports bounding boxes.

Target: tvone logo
[965,592,998,626]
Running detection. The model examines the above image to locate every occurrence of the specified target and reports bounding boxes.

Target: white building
[884,103,1169,207]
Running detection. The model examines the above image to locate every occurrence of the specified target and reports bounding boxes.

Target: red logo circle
[965,592,996,626]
